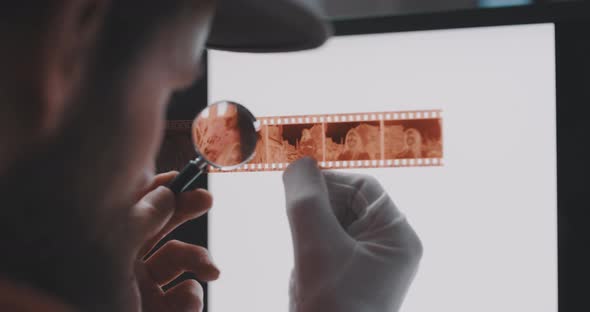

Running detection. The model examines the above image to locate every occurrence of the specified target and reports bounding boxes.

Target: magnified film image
[193,101,257,168]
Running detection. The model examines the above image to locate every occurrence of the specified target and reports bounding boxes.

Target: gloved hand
[283,158,423,312]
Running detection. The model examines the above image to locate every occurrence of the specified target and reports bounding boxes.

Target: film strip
[209,109,443,172]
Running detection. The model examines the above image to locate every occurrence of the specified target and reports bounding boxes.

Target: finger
[323,172,402,234]
[131,186,175,251]
[140,189,213,257]
[164,279,204,312]
[134,262,168,311]
[324,171,423,256]
[145,240,220,286]
[136,171,178,201]
[282,158,352,253]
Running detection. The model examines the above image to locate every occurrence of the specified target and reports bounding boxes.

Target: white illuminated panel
[208,24,557,312]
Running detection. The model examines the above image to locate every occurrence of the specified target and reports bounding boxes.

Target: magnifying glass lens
[167,101,258,194]
[194,102,257,168]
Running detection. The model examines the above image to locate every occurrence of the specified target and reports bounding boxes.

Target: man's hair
[0,2,196,311]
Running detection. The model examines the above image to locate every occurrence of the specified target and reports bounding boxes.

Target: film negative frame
[208,109,444,173]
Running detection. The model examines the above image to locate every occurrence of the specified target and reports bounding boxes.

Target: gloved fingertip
[282,158,344,248]
[283,157,321,185]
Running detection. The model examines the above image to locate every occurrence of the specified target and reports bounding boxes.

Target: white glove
[283,158,423,312]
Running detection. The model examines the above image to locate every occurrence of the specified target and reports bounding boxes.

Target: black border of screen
[333,2,590,35]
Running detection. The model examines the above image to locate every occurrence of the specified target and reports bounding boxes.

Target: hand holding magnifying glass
[167,100,258,194]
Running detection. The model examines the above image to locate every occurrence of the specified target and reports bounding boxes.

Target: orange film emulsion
[209,110,443,172]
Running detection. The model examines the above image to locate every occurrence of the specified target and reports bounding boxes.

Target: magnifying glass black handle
[167,159,204,194]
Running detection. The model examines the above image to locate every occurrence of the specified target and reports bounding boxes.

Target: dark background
[325,0,583,19]
[160,3,590,311]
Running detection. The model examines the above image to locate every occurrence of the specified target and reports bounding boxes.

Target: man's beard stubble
[0,78,139,312]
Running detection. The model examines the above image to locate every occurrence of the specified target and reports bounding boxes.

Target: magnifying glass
[167,100,258,194]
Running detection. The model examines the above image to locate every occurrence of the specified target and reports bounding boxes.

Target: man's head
[0,1,330,310]
[0,1,215,310]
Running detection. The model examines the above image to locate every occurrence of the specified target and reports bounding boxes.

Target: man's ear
[41,0,109,134]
